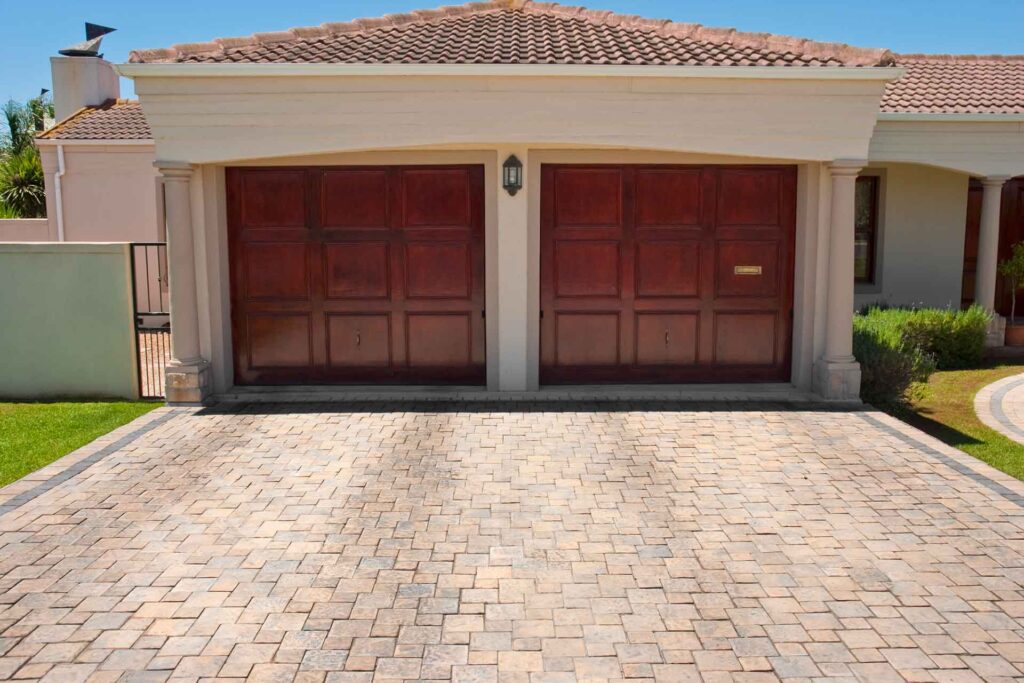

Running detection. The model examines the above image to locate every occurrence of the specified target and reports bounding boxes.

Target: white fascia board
[877,112,1024,122]
[117,62,904,82]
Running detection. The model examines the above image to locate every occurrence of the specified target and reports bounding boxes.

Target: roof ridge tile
[127,0,895,66]
[897,53,1024,63]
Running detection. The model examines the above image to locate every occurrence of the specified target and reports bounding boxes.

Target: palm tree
[0,95,52,218]
[2,101,33,157]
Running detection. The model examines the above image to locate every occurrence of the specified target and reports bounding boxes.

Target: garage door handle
[665,330,670,346]
[356,331,361,347]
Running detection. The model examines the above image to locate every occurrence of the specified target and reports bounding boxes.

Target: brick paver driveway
[2,402,1024,683]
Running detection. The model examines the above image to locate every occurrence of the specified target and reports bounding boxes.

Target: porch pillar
[496,148,529,391]
[158,161,211,404]
[975,175,1010,346]
[813,160,863,400]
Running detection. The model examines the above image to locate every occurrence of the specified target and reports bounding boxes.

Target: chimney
[50,23,119,122]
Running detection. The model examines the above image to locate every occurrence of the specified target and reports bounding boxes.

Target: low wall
[0,243,139,399]
[0,218,51,242]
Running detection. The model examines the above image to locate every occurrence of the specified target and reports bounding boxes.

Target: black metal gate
[130,243,171,399]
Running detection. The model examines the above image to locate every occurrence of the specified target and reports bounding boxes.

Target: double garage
[227,163,796,387]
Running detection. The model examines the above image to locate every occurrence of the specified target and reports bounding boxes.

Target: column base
[165,360,212,405]
[985,315,1006,348]
[813,358,862,402]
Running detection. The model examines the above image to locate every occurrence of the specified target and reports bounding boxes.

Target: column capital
[981,175,1011,188]
[828,159,867,177]
[155,161,195,180]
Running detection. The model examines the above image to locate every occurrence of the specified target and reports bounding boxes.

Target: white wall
[39,143,161,243]
[870,119,1024,178]
[134,74,889,164]
[855,163,969,310]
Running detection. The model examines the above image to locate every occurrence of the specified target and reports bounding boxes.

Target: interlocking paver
[2,403,1024,682]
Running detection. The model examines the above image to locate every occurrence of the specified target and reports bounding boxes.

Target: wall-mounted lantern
[502,155,523,196]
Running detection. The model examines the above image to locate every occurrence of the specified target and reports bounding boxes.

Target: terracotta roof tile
[37,100,152,141]
[128,1,894,67]
[884,55,1024,114]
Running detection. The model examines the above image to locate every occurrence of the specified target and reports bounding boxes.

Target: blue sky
[1,0,1021,105]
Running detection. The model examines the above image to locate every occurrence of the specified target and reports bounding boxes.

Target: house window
[854,175,880,284]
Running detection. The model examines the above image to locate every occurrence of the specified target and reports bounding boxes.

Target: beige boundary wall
[0,219,49,242]
[0,243,139,399]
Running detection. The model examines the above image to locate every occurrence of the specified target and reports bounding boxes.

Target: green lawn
[893,358,1024,481]
[0,401,159,488]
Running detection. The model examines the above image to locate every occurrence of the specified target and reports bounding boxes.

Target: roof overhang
[878,112,1024,122]
[117,62,904,81]
[35,138,155,147]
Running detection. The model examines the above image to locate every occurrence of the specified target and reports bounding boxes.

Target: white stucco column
[975,175,1010,346]
[813,160,863,401]
[158,161,211,404]
[496,148,530,391]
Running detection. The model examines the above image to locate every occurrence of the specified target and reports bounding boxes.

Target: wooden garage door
[227,166,485,385]
[540,165,795,383]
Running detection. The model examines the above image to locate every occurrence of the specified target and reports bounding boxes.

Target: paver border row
[0,407,184,518]
[976,371,1024,445]
[862,410,1024,508]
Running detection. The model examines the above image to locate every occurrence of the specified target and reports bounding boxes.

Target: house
[33,57,160,243]
[49,0,1024,403]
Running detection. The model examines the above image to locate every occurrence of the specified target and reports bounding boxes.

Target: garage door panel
[239,170,307,228]
[635,169,702,227]
[327,314,391,368]
[717,169,782,227]
[714,313,778,365]
[406,242,472,299]
[229,165,484,385]
[247,314,313,368]
[556,313,620,366]
[244,243,309,301]
[635,313,698,366]
[407,314,473,367]
[635,241,700,298]
[554,241,620,297]
[542,164,793,383]
[321,170,390,229]
[716,240,780,298]
[554,168,622,227]
[324,243,390,299]
[402,169,472,228]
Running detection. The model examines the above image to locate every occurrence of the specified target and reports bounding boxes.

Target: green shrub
[853,311,935,406]
[0,202,18,218]
[900,305,989,370]
[853,305,989,405]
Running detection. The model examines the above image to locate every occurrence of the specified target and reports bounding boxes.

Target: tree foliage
[0,149,45,218]
[0,94,52,218]
[998,242,1024,322]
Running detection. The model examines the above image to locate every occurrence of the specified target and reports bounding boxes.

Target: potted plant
[998,242,1024,346]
